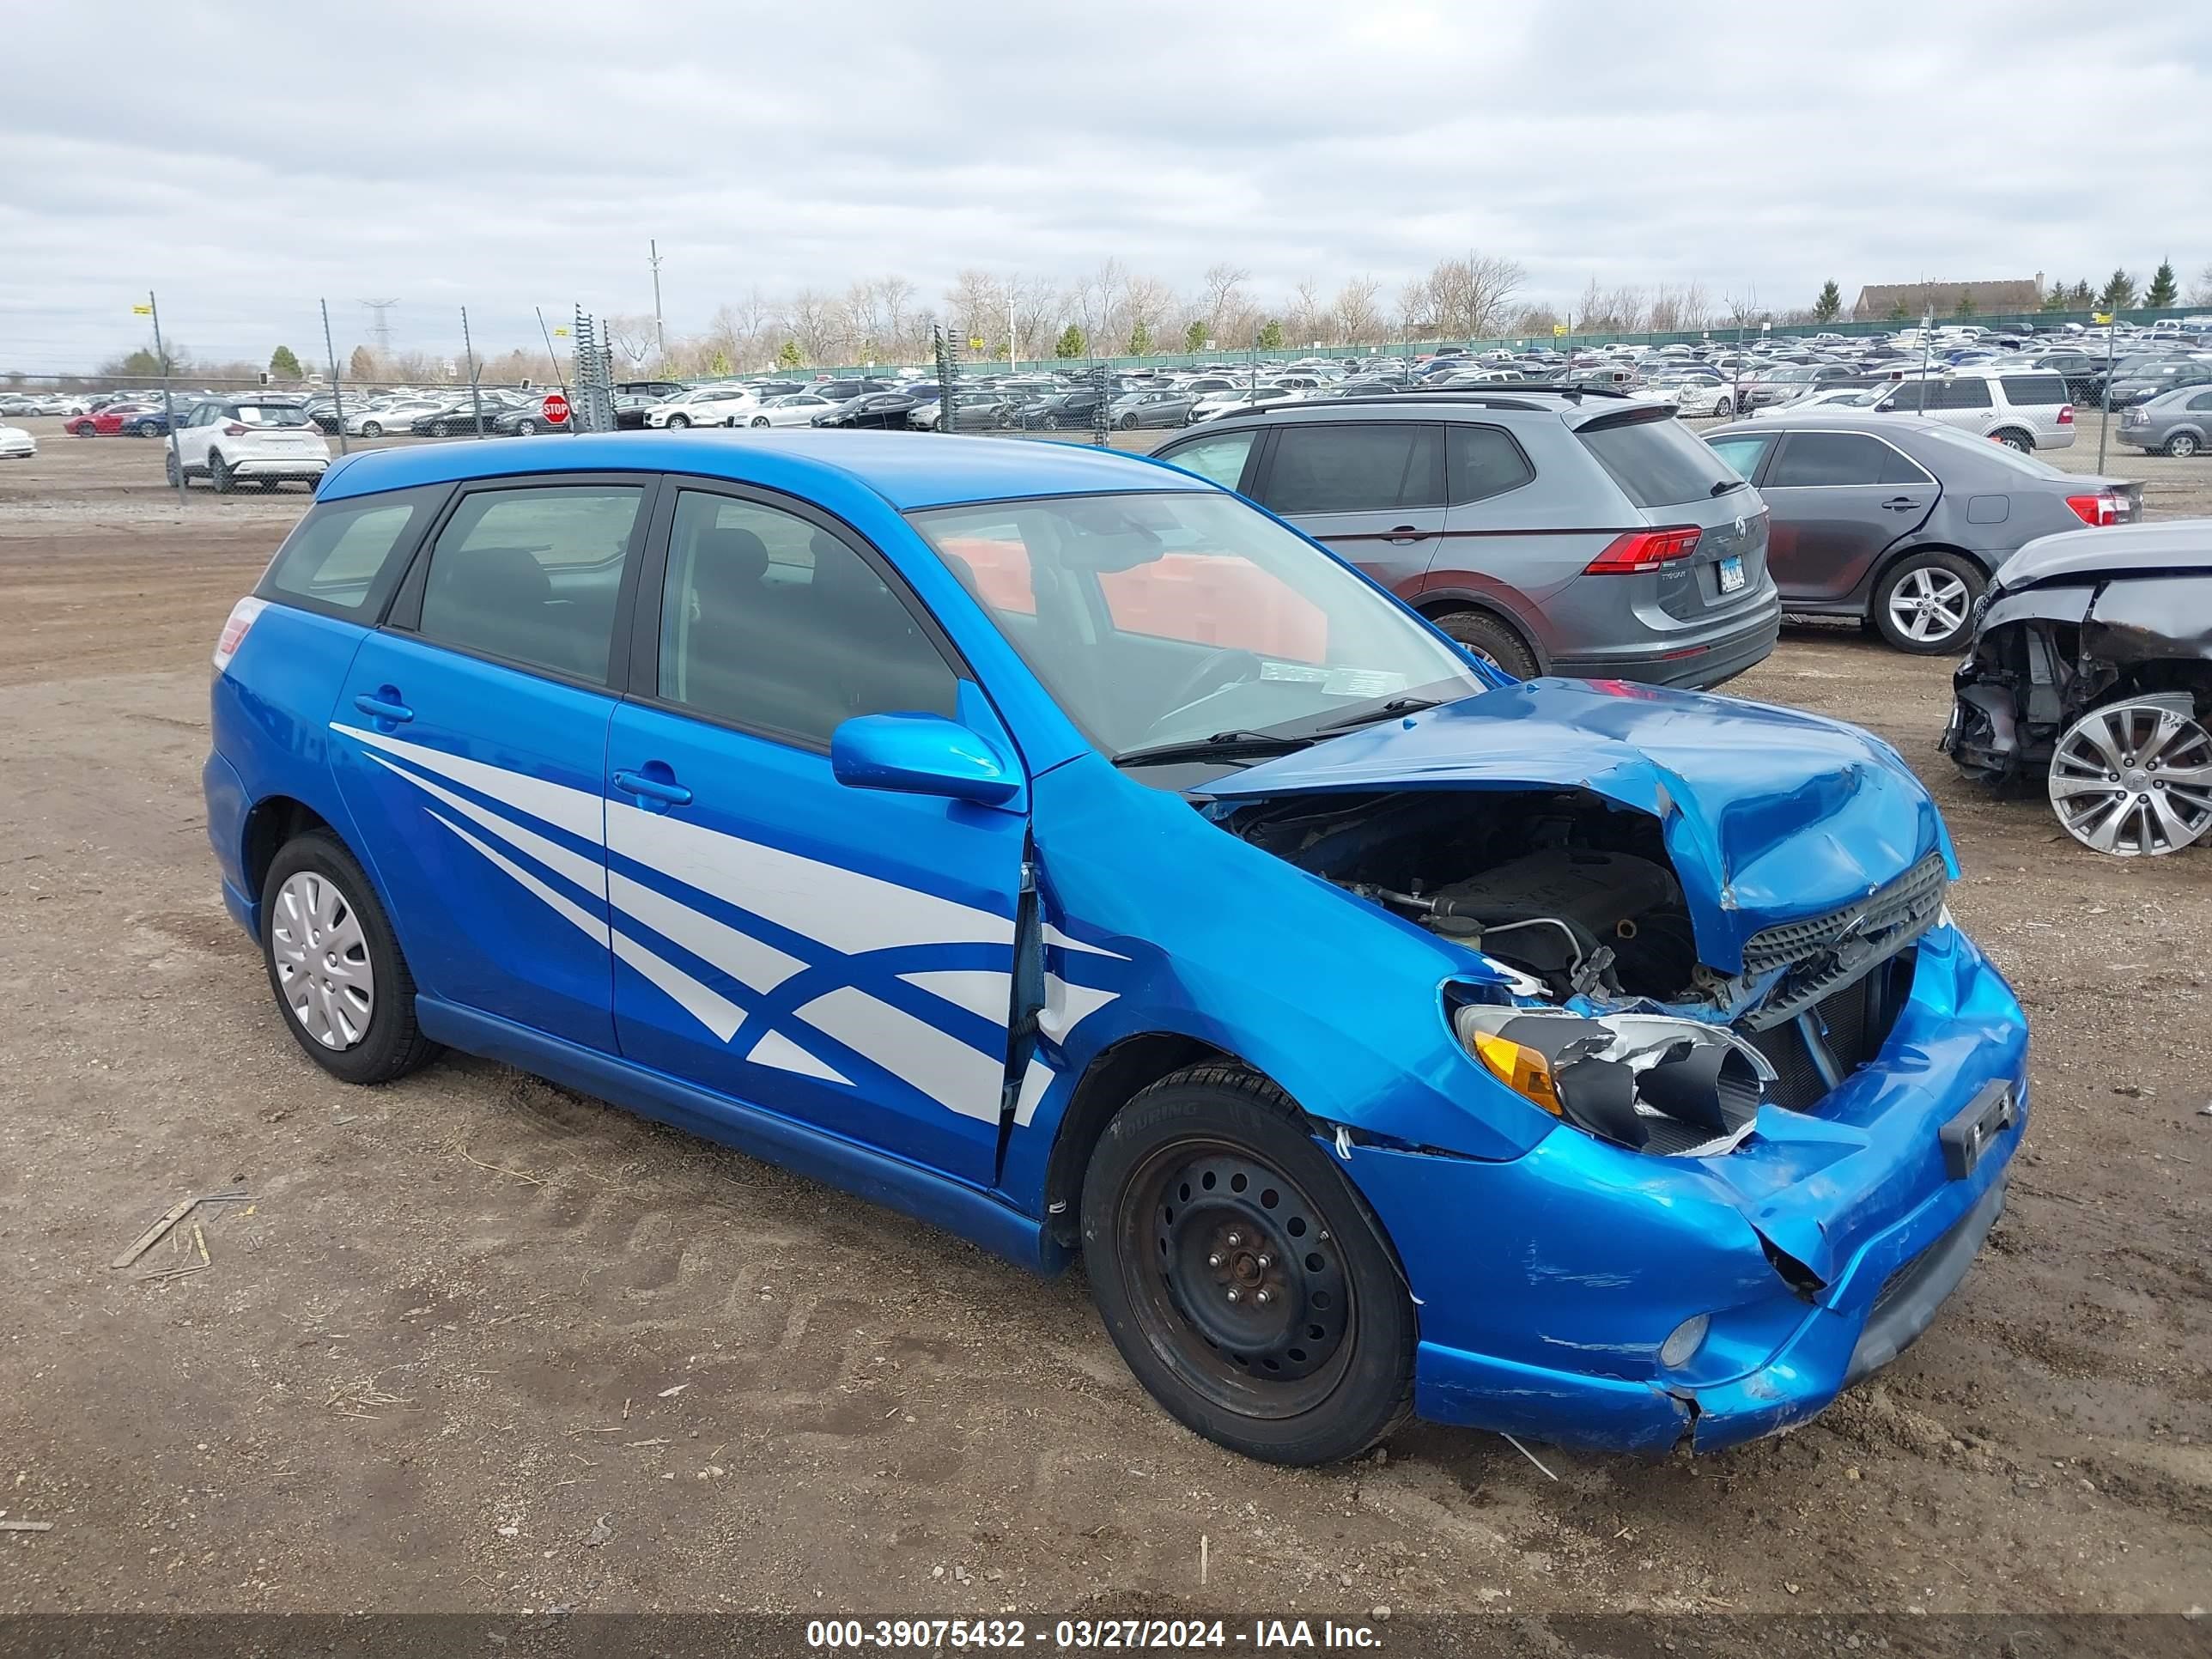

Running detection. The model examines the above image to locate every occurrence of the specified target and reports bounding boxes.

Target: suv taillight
[2057,404,2075,424]
[2065,494,2120,527]
[223,422,247,436]
[1585,526,1701,574]
[213,596,266,672]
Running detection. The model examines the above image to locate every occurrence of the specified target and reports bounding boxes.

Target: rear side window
[1940,380,1993,410]
[1158,429,1258,490]
[1446,424,1535,504]
[416,485,646,684]
[1998,374,2069,406]
[258,484,445,617]
[1577,411,1738,508]
[1765,432,1893,488]
[1262,422,1442,514]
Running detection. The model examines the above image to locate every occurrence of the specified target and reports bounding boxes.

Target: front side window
[657,491,957,746]
[909,491,1482,757]
[416,485,644,683]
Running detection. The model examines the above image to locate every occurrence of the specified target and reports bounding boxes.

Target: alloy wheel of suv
[1992,428,2033,452]
[2047,701,2212,857]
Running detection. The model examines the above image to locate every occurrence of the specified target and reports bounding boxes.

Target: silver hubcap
[2048,702,2212,857]
[1887,566,1970,643]
[271,871,375,1047]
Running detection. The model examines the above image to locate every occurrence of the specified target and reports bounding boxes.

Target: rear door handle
[613,768,693,806]
[1881,496,1923,511]
[1384,525,1431,544]
[352,691,413,724]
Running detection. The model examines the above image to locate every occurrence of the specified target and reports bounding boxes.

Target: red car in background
[64,405,155,437]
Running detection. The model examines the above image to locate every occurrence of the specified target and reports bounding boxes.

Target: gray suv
[1149,392,1779,687]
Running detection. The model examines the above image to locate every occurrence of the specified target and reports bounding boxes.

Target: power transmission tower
[358,299,399,356]
[648,241,666,362]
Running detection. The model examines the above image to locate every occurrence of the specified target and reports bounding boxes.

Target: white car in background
[167,398,331,492]
[744,392,841,428]
[1745,386,1885,420]
[1644,374,1740,418]
[1186,384,1307,422]
[643,385,762,428]
[346,398,447,437]
[0,423,35,459]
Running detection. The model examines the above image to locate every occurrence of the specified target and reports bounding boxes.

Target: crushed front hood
[1206,678,1952,974]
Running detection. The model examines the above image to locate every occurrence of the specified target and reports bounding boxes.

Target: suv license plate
[1718,555,1747,593]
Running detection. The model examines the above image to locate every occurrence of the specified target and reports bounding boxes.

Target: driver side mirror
[831,713,1022,807]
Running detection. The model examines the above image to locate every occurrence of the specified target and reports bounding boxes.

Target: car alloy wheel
[666,413,690,428]
[359,421,382,437]
[1873,554,1978,653]
[2166,432,2201,459]
[2047,701,2212,857]
[750,416,770,428]
[1994,429,2033,452]
[514,418,536,435]
[210,452,234,494]
[135,421,161,438]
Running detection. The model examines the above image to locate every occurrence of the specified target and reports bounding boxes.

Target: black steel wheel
[1082,1065,1414,1464]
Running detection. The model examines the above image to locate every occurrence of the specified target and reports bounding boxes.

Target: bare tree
[1121,273,1176,353]
[2190,262,2212,307]
[1334,275,1383,345]
[1202,263,1250,336]
[785,289,842,366]
[603,313,659,370]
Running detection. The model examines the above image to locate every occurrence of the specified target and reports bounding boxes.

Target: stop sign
[541,392,570,425]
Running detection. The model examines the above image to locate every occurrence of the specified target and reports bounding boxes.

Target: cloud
[2,0,2206,368]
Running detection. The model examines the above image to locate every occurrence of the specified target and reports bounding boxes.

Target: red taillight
[213,596,266,672]
[1585,526,1702,574]
[223,422,247,436]
[2064,494,2120,527]
[2057,404,2075,424]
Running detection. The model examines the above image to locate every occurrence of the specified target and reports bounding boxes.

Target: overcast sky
[4,0,2208,370]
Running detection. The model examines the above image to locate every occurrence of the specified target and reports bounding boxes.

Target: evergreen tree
[775,339,803,369]
[1811,281,1842,323]
[2144,258,2179,309]
[1256,319,1285,349]
[2097,269,2136,312]
[268,345,303,380]
[1126,320,1152,356]
[1182,319,1207,352]
[1054,324,1085,359]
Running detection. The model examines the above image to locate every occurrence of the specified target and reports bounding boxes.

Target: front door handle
[1384,525,1431,544]
[353,690,414,725]
[613,767,693,806]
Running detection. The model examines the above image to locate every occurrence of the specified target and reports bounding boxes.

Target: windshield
[234,404,309,428]
[1912,422,2073,479]
[908,490,1485,761]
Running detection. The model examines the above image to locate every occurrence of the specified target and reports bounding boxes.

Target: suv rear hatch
[227,404,325,458]
[1572,405,1770,625]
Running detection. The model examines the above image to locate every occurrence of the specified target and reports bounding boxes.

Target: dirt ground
[1,418,2208,1622]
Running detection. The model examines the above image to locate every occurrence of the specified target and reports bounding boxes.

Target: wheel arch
[1990,425,2035,449]
[1042,1031,1256,1249]
[1411,590,1547,672]
[1869,538,1999,595]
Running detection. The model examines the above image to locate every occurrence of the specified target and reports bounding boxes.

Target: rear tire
[1432,608,1540,678]
[2165,431,2201,459]
[1081,1065,1416,1466]
[1993,428,2033,452]
[1872,550,1981,653]
[259,831,441,1085]
[210,452,234,495]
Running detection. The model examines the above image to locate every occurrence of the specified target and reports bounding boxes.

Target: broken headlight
[1454,1005,1776,1156]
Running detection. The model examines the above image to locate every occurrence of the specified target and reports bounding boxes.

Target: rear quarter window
[257,484,447,618]
[1997,374,2069,406]
[1577,411,1739,509]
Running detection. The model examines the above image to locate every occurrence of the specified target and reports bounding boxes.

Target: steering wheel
[1150,647,1263,731]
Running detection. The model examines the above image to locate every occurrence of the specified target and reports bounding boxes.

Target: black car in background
[611,380,687,429]
[810,389,929,428]
[408,391,528,436]
[1703,413,2142,654]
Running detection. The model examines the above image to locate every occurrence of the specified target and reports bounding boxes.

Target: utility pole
[320,298,349,456]
[648,240,666,362]
[2096,307,2118,474]
[460,307,485,437]
[147,290,185,505]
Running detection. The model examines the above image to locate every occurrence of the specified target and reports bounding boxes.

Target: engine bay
[1219,787,1703,1002]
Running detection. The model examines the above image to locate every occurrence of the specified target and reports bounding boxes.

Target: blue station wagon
[204,432,2027,1463]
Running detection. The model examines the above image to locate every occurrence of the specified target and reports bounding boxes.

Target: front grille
[1738,852,1948,1031]
[1746,953,1913,1110]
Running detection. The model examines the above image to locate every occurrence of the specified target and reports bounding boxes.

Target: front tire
[260,831,440,1085]
[665,412,690,428]
[1432,608,1540,678]
[165,451,183,488]
[1081,1066,1415,1466]
[514,418,537,435]
[359,420,383,438]
[750,415,770,428]
[1872,550,1981,653]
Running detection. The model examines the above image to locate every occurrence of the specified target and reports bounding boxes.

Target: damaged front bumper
[1338,919,2027,1455]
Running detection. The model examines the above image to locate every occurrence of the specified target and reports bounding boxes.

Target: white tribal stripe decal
[333,722,1123,1118]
